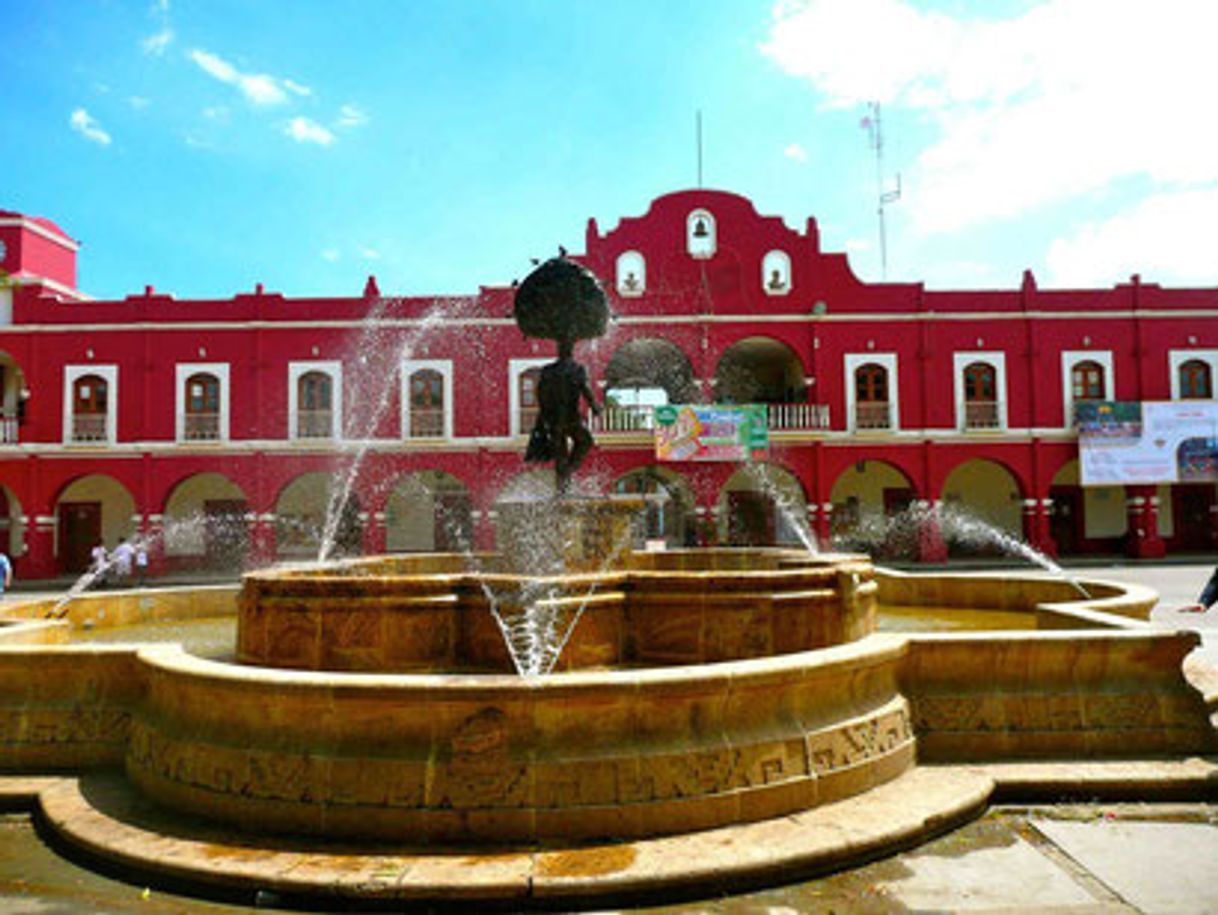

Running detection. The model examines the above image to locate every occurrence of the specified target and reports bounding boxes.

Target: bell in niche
[692,218,709,238]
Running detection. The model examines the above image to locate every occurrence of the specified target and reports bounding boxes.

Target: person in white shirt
[111,538,135,585]
[90,543,109,585]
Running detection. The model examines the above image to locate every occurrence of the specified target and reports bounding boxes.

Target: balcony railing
[963,400,1001,429]
[767,402,830,431]
[854,401,891,430]
[0,412,17,445]
[296,409,334,439]
[591,405,654,433]
[183,411,221,441]
[409,407,445,438]
[71,413,109,443]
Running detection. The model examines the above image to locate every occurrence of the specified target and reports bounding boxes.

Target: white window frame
[761,249,792,296]
[288,360,343,441]
[175,362,231,443]
[1168,349,1218,400]
[509,357,551,437]
[1061,350,1114,428]
[844,352,899,432]
[63,364,118,444]
[401,359,453,440]
[953,351,1008,431]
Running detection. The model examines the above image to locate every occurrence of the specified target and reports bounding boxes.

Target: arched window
[409,368,444,437]
[184,372,221,440]
[518,366,542,434]
[72,374,108,442]
[1179,359,1213,399]
[1071,360,1105,401]
[963,362,999,428]
[297,371,333,438]
[854,363,890,429]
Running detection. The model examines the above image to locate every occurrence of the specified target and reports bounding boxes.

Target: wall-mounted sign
[654,404,768,462]
[1077,400,1218,485]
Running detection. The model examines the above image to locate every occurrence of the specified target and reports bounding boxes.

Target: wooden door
[59,502,101,574]
[1049,486,1081,555]
[1172,484,1215,550]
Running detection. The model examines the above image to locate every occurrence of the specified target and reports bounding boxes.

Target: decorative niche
[686,209,716,259]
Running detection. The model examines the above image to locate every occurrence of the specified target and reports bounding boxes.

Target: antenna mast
[696,110,704,188]
[864,101,901,280]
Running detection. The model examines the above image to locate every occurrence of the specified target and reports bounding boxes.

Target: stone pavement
[3,801,1217,913]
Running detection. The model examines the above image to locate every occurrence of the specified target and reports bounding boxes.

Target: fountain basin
[126,636,912,843]
[237,549,877,673]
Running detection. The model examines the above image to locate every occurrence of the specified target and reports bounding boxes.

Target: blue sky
[7,0,1218,299]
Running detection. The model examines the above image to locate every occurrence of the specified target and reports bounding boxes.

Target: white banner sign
[1077,400,1218,485]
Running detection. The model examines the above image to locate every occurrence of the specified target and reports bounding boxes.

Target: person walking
[135,544,148,587]
[111,538,135,587]
[1180,565,1218,613]
[90,542,109,586]
[0,550,12,598]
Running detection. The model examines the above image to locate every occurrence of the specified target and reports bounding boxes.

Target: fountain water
[317,300,451,563]
[833,501,1091,598]
[738,461,819,554]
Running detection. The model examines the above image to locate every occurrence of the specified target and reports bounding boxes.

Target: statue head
[512,257,609,346]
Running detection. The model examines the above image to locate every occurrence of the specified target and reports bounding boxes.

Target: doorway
[58,502,101,573]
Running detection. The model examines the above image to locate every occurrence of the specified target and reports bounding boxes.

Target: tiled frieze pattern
[124,640,913,842]
[904,632,1218,759]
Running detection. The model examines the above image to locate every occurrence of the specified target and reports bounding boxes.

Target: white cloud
[359,247,381,260]
[202,105,229,121]
[128,95,150,110]
[69,108,112,145]
[1047,188,1218,287]
[284,116,335,146]
[141,27,174,56]
[761,0,1218,236]
[844,238,871,252]
[188,48,301,106]
[321,248,340,263]
[336,104,368,128]
[783,143,808,163]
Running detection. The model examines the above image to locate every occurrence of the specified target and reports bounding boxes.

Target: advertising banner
[1076,400,1218,485]
[654,404,769,462]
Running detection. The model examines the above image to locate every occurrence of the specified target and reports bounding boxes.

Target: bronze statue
[513,257,609,494]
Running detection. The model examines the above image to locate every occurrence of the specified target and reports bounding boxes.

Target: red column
[1023,498,1057,558]
[247,512,277,568]
[20,511,58,579]
[916,500,948,564]
[1125,486,1166,559]
[362,511,387,555]
[141,514,167,579]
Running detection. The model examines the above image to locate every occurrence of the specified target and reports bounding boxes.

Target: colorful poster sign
[1077,400,1218,485]
[654,404,769,462]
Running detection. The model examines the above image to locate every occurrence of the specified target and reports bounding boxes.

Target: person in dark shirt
[1180,565,1218,612]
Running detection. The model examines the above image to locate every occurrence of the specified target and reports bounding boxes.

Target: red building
[1,190,1215,580]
